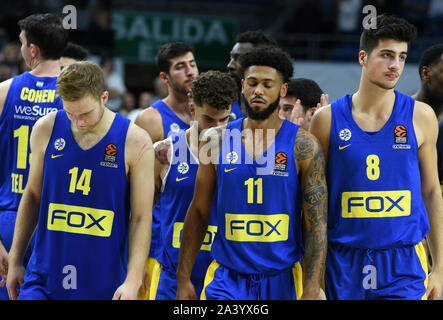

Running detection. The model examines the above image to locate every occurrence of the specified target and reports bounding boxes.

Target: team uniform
[139,99,190,300]
[437,121,443,194]
[19,110,131,299]
[201,119,304,300]
[325,90,429,300]
[150,130,217,299]
[229,100,244,121]
[0,72,62,299]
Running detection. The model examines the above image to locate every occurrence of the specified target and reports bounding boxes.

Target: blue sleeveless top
[157,130,217,280]
[229,100,244,121]
[23,110,131,299]
[0,72,62,211]
[211,119,304,275]
[328,90,430,249]
[149,100,190,260]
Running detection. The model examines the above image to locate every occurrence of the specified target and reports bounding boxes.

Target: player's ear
[420,66,431,83]
[280,82,288,98]
[359,50,368,66]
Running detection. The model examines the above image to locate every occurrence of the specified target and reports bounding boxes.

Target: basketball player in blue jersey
[310,15,443,300]
[177,46,328,300]
[135,42,198,299]
[0,13,67,299]
[149,71,237,300]
[227,30,278,121]
[6,61,154,300]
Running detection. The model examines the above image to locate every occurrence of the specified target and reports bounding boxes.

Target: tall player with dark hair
[0,13,68,299]
[135,42,198,299]
[311,15,443,300]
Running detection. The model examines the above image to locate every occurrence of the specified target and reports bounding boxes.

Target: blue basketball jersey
[157,130,217,281]
[327,90,430,249]
[149,100,190,260]
[21,110,131,299]
[0,72,62,211]
[229,100,244,121]
[211,119,304,275]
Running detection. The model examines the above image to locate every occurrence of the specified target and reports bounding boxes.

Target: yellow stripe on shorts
[137,257,159,300]
[148,259,162,300]
[293,261,303,300]
[200,260,220,300]
[414,241,429,300]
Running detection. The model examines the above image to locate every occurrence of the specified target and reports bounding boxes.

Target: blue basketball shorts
[324,242,428,300]
[150,261,207,300]
[0,210,35,300]
[200,260,303,300]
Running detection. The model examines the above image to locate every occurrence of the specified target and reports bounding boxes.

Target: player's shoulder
[127,121,154,149]
[312,104,332,122]
[134,106,163,141]
[413,100,437,121]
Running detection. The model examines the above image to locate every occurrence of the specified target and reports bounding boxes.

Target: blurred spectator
[0,42,21,75]
[0,62,12,82]
[153,75,168,101]
[119,92,137,118]
[85,2,114,55]
[426,0,443,36]
[284,0,329,34]
[127,91,153,122]
[100,55,127,112]
[402,0,430,35]
[60,42,89,68]
[336,0,362,34]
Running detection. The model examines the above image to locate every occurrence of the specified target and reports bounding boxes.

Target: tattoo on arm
[295,130,328,286]
[154,140,171,165]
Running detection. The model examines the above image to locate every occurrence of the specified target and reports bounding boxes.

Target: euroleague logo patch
[393,124,410,149]
[100,143,118,168]
[272,151,288,177]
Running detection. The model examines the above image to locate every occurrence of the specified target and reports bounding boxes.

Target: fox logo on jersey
[225,214,289,242]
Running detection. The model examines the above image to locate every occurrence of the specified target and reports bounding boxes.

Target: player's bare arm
[0,79,13,119]
[413,101,443,300]
[113,124,154,300]
[176,129,222,300]
[134,107,165,143]
[309,105,332,163]
[6,111,56,299]
[295,129,328,300]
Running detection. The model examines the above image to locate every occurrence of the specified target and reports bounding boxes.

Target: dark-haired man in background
[227,30,278,121]
[279,78,328,130]
[135,42,198,299]
[0,13,68,300]
[60,42,89,69]
[311,15,443,300]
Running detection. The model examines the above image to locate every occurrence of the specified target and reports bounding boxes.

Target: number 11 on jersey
[244,178,263,204]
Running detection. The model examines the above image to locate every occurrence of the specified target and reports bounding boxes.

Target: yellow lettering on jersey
[225,213,289,242]
[342,190,411,218]
[47,203,114,237]
[11,173,24,194]
[20,88,56,103]
[172,222,217,252]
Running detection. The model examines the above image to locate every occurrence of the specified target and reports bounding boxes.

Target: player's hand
[0,241,8,287]
[176,279,197,300]
[112,280,140,300]
[426,270,443,300]
[300,287,327,300]
[289,99,304,126]
[138,266,150,297]
[6,264,25,300]
[316,93,329,109]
